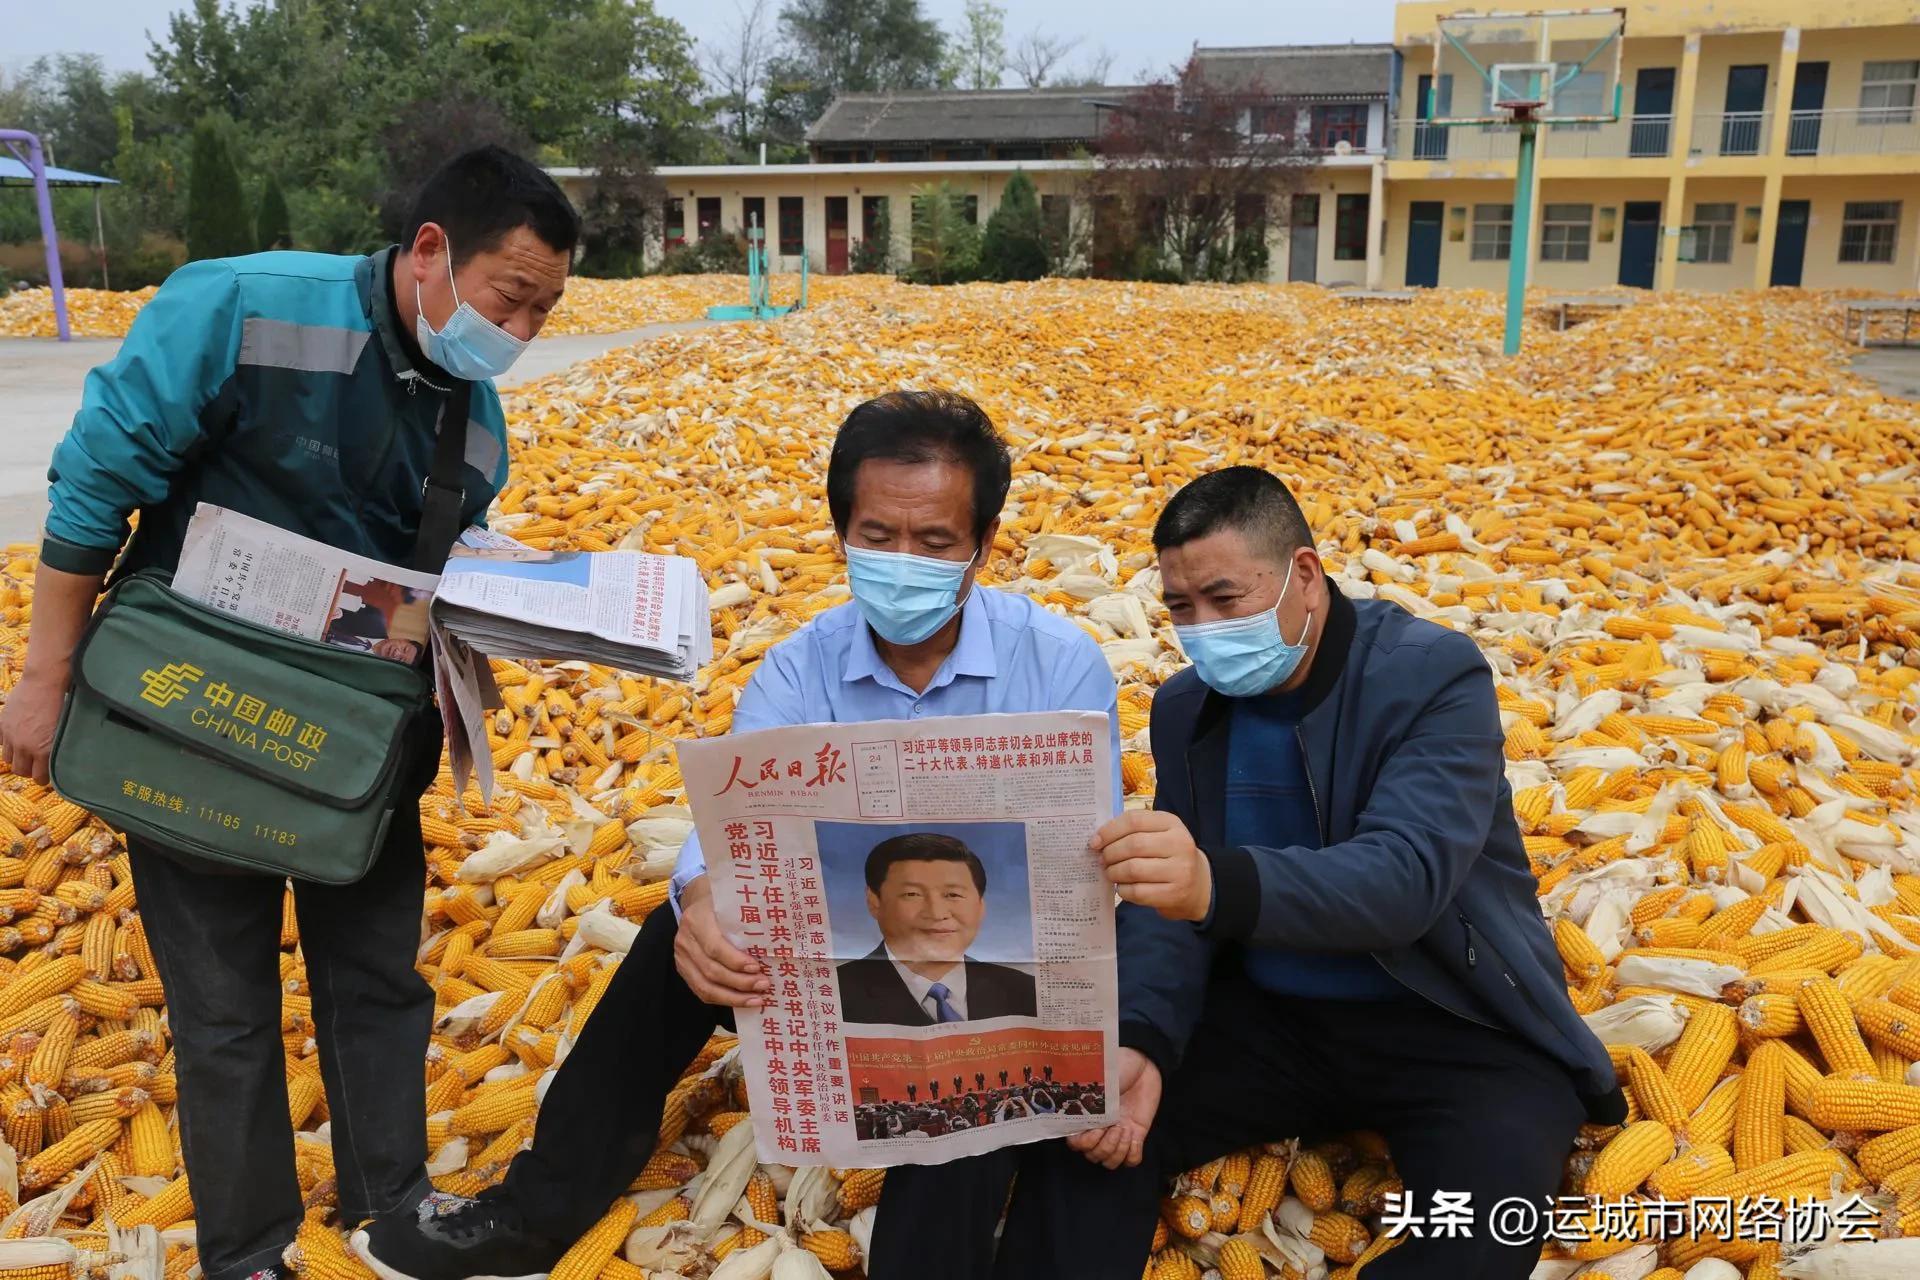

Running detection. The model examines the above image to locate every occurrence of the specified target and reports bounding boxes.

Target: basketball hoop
[1424,8,1627,354]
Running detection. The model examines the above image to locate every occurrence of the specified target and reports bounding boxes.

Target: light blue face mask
[1173,557,1313,698]
[845,545,977,646]
[415,236,530,381]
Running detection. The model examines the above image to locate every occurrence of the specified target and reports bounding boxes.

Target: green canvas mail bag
[48,383,472,883]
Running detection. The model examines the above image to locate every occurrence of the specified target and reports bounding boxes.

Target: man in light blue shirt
[355,390,1121,1280]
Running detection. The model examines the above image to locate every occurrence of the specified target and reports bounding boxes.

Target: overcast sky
[5,0,1404,84]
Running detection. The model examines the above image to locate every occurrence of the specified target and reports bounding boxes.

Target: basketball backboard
[1429,8,1625,125]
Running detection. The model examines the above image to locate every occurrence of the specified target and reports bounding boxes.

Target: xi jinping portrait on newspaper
[835,831,1038,1026]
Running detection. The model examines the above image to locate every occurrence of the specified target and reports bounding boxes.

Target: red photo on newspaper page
[677,710,1118,1166]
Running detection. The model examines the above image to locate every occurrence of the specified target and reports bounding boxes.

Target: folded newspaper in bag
[170,504,712,801]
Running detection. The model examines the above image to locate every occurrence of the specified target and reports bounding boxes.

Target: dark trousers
[127,721,441,1280]
[874,976,1586,1280]
[504,902,732,1239]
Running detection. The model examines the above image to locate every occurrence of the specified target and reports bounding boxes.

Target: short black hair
[405,145,580,267]
[864,832,987,895]
[1153,466,1314,565]
[827,391,1012,548]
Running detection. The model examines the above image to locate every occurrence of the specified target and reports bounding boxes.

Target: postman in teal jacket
[42,246,510,579]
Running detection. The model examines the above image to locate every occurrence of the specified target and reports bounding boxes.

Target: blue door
[1405,202,1443,287]
[1788,63,1828,155]
[1619,202,1660,288]
[1770,200,1810,287]
[1721,66,1767,155]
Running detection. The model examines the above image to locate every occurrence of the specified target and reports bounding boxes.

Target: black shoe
[349,1190,568,1280]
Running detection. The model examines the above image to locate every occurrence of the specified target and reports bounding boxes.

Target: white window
[1861,60,1920,125]
[1540,204,1593,261]
[1841,201,1901,264]
[1471,204,1513,260]
[1692,203,1735,264]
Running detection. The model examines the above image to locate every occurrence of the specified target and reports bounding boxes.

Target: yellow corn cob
[1164,1194,1210,1239]
[837,1167,885,1214]
[1809,1076,1920,1131]
[1554,918,1606,980]
[1585,1121,1675,1198]
[20,1117,121,1189]
[1214,1238,1264,1280]
[1664,1001,1738,1110]
[1736,1041,1787,1171]
[546,1198,637,1280]
[1798,978,1879,1077]
[1288,1150,1335,1213]
[1698,1148,1853,1200]
[1624,1047,1689,1131]
[1856,998,1920,1059]
[1238,1153,1287,1232]
[1645,1142,1734,1200]
[1687,1076,1743,1150]
[1303,1210,1369,1264]
[1739,993,1804,1038]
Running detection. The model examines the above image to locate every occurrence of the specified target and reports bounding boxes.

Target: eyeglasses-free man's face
[866,858,986,965]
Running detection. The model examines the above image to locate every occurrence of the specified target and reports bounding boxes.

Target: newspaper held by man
[677,709,1118,1167]
[169,503,711,801]
[173,503,441,662]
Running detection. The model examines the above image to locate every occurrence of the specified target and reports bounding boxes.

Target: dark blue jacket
[1118,588,1626,1123]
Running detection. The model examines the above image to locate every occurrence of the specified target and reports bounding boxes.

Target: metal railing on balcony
[1390,116,1676,162]
[1786,107,1920,157]
[1392,120,1522,162]
[1691,110,1770,158]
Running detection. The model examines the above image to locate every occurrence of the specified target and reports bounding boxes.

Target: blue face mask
[1173,558,1313,698]
[845,545,977,646]
[415,237,530,381]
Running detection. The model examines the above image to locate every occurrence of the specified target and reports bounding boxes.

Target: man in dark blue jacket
[996,467,1624,1278]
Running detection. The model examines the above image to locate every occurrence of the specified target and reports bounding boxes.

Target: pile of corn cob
[1,283,1920,1280]
[0,288,159,341]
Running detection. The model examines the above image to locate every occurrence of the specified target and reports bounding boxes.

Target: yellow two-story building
[1383,0,1919,292]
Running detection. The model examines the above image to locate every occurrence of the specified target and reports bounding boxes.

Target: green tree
[978,170,1047,281]
[905,181,980,285]
[764,0,948,142]
[944,0,1006,92]
[256,173,291,251]
[186,117,253,261]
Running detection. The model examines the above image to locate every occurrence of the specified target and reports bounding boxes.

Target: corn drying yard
[2,277,1920,1279]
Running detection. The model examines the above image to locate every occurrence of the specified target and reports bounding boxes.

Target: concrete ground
[1850,346,1920,401]
[0,320,719,549]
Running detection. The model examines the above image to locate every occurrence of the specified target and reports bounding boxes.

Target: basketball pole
[1504,116,1538,357]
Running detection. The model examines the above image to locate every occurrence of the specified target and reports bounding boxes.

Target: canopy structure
[0,134,118,341]
[0,157,118,188]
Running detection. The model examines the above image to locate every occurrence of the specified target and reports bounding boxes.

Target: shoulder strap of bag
[411,379,473,573]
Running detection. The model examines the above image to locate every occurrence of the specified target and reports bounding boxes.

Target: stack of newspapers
[171,504,712,799]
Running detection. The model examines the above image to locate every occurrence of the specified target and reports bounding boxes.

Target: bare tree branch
[1008,29,1078,90]
[701,0,775,152]
[1087,56,1315,282]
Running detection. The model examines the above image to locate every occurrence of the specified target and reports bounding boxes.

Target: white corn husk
[709,1234,785,1280]
[1780,1240,1920,1277]
[848,1206,877,1265]
[1612,956,1746,1000]
[107,1221,164,1280]
[537,870,587,930]
[627,807,695,854]
[455,819,567,882]
[693,1120,760,1232]
[783,1164,840,1227]
[1530,1262,1586,1280]
[1678,1260,1742,1280]
[1580,995,1689,1052]
[1572,1245,1660,1278]
[773,1246,834,1280]
[564,903,641,958]
[426,1135,470,1176]
[625,1223,704,1271]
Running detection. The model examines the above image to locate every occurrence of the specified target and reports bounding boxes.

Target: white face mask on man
[414,236,529,380]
